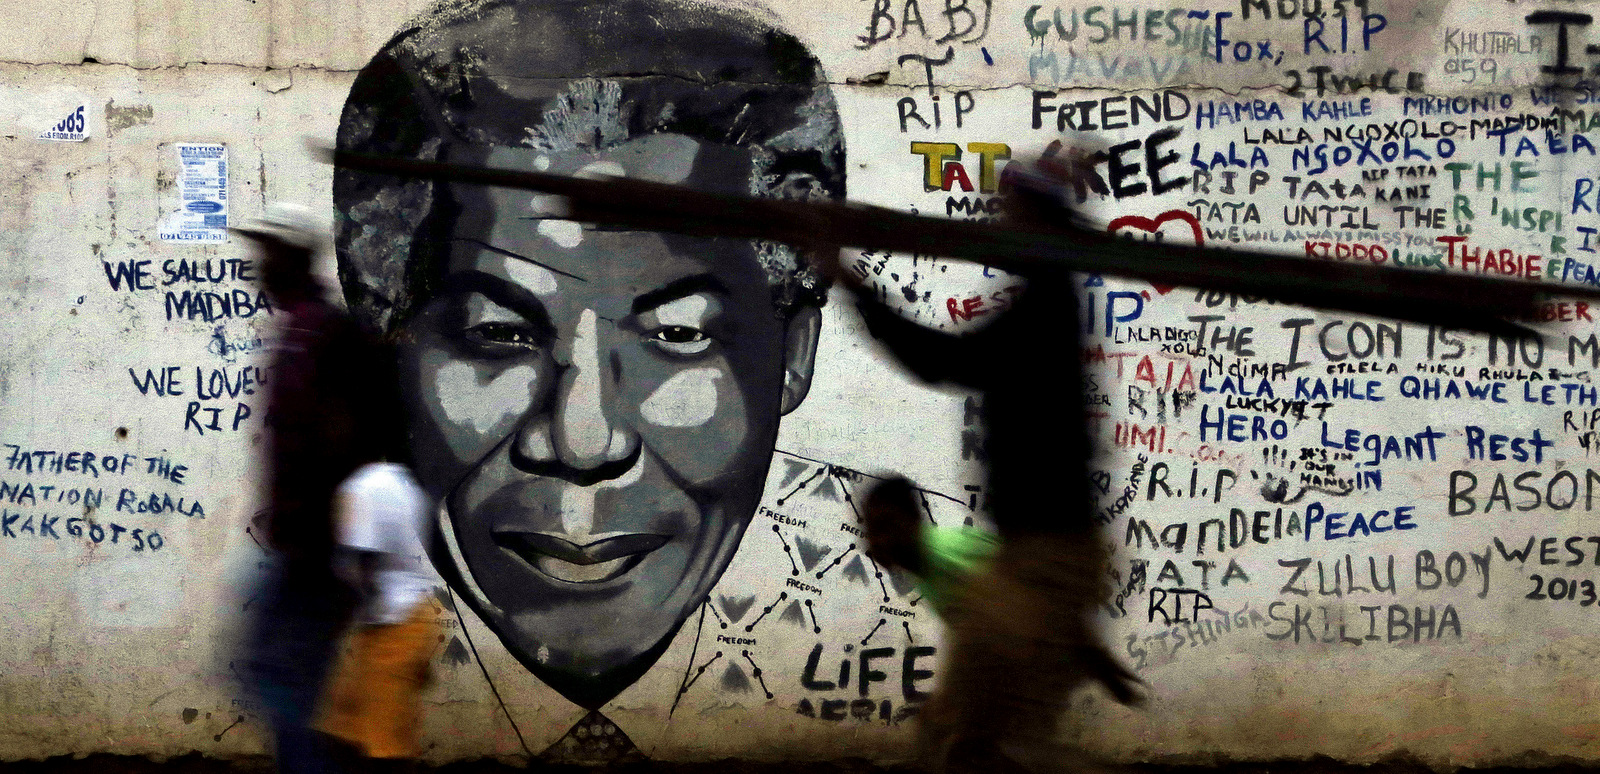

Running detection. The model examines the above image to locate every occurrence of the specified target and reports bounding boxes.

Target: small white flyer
[37,105,89,142]
[158,143,229,243]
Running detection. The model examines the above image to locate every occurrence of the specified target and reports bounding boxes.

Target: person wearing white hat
[235,204,395,774]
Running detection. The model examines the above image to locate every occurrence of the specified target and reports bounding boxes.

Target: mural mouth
[493,531,671,584]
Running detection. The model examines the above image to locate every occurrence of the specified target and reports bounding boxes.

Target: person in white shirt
[318,461,440,772]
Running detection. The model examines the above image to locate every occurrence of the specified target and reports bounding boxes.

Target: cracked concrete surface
[0,59,1299,101]
[1,752,1597,774]
[1,0,1341,92]
[4,0,1599,766]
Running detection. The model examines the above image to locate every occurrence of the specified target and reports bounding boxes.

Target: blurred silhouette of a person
[847,161,1143,774]
[862,477,999,616]
[236,204,389,774]
[318,445,438,774]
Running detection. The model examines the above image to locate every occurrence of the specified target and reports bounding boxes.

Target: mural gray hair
[333,0,847,333]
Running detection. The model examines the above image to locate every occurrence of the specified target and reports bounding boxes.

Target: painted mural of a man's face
[334,0,844,709]
[407,138,823,704]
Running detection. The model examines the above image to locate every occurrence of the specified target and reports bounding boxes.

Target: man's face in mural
[398,137,821,706]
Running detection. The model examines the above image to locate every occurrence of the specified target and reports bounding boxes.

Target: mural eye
[461,321,543,355]
[648,325,712,355]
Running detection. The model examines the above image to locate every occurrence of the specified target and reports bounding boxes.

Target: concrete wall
[3,0,1600,766]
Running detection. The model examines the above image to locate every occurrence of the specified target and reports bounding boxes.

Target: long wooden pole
[326,148,1591,337]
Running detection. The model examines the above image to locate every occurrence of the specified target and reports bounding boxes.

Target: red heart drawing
[1105,210,1205,295]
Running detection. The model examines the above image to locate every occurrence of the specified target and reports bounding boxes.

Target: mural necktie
[543,710,641,763]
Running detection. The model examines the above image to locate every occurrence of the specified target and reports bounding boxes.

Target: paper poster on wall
[36,105,88,142]
[158,143,228,243]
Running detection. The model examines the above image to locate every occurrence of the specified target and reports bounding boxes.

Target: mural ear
[772,171,829,202]
[780,305,822,416]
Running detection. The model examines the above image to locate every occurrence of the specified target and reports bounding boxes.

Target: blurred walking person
[864,473,1139,774]
[318,453,440,774]
[843,159,1143,773]
[236,204,384,774]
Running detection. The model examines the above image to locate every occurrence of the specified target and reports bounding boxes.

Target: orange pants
[318,600,442,759]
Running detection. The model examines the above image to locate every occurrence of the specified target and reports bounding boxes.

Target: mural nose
[550,309,638,471]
